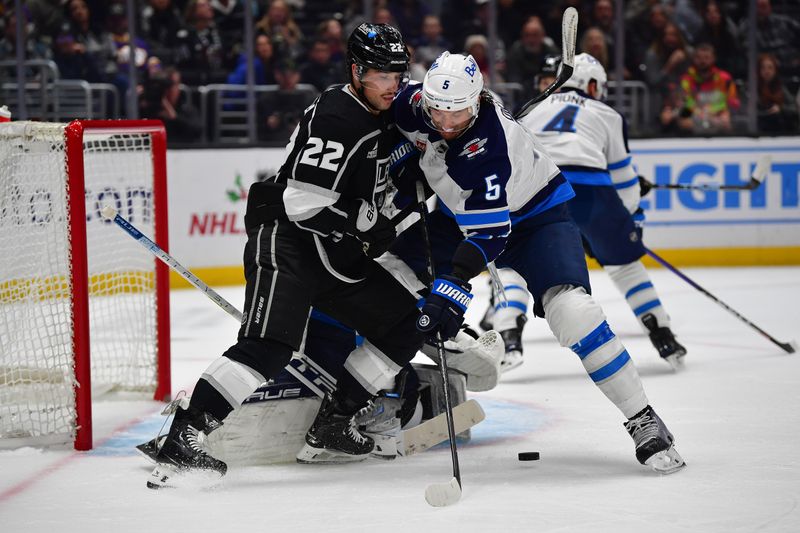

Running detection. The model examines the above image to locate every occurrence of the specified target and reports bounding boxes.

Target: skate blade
[367,433,400,460]
[645,445,686,475]
[146,462,225,490]
[295,443,370,464]
[136,435,166,464]
[500,351,524,373]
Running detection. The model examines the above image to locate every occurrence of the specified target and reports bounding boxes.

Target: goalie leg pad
[605,261,670,333]
[544,284,648,418]
[421,328,503,392]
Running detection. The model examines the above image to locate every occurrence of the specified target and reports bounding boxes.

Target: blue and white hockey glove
[417,275,473,340]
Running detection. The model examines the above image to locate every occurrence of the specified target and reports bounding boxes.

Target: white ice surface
[1,267,799,532]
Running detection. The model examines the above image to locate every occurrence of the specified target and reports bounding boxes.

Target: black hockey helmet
[347,23,410,74]
[541,54,562,76]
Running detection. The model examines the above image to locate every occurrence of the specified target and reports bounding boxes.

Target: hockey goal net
[0,120,170,450]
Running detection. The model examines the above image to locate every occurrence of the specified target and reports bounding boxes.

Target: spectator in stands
[141,0,186,67]
[0,9,53,75]
[373,7,396,26]
[177,0,226,85]
[453,0,506,67]
[388,0,429,43]
[694,0,742,78]
[627,3,669,80]
[642,21,691,115]
[739,0,800,77]
[257,58,317,142]
[299,38,345,92]
[255,0,304,61]
[210,0,249,64]
[505,16,558,103]
[26,0,66,39]
[580,27,610,71]
[668,0,703,44]
[316,18,345,64]
[140,66,202,144]
[107,0,153,96]
[757,53,799,134]
[413,14,450,69]
[226,31,277,87]
[52,0,116,84]
[677,42,740,134]
[588,0,616,64]
[464,34,499,83]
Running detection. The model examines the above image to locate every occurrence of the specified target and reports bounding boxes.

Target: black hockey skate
[296,394,375,464]
[624,405,685,474]
[146,405,227,489]
[499,314,528,373]
[642,313,687,369]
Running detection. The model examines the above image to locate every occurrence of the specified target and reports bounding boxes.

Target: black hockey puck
[518,452,540,461]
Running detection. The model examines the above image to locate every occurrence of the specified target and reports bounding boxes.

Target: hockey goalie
[137,312,502,466]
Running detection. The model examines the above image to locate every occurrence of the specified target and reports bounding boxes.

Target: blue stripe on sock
[589,350,631,382]
[625,282,653,299]
[503,284,526,292]
[495,301,527,312]
[570,321,616,360]
[633,299,661,316]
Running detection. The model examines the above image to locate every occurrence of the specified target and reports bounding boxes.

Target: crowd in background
[1,0,799,145]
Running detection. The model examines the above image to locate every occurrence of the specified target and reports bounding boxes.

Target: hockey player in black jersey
[148,23,428,488]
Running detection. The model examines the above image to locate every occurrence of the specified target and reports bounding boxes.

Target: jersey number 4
[543,105,579,133]
[299,137,344,171]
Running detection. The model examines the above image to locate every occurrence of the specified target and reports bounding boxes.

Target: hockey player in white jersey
[388,51,685,474]
[488,53,686,369]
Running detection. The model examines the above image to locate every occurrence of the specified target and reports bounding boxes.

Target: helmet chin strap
[350,66,383,113]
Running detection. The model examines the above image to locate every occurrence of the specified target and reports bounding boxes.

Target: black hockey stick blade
[640,155,772,191]
[514,7,577,120]
[425,477,462,507]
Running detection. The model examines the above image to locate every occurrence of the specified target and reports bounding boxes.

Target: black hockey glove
[348,199,396,258]
[417,275,473,340]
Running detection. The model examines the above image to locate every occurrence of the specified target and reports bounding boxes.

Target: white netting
[0,122,161,448]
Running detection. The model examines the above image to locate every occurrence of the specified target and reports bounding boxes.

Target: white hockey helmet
[562,53,607,100]
[422,52,484,132]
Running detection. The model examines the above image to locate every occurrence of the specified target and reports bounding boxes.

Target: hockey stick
[100,206,328,396]
[640,155,771,192]
[414,181,463,507]
[645,247,797,354]
[514,7,578,120]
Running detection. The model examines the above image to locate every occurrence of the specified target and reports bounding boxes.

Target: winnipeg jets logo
[458,138,487,159]
[418,314,431,328]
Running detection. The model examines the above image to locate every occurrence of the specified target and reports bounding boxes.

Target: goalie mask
[422,52,484,134]
[562,52,607,100]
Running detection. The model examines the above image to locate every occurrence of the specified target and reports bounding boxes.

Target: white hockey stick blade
[401,399,485,456]
[560,7,578,68]
[751,154,772,184]
[425,477,462,507]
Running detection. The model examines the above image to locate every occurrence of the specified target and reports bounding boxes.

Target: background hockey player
[389,51,686,474]
[489,53,686,369]
[147,23,430,488]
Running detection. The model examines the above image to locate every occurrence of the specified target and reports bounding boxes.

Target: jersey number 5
[543,104,579,133]
[299,137,344,171]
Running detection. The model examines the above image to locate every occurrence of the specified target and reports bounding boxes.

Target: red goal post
[0,119,171,450]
